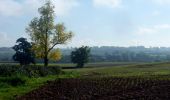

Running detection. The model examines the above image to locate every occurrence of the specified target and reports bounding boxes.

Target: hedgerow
[0,64,62,77]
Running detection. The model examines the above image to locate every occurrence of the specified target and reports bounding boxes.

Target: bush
[0,82,10,88]
[0,64,62,77]
[18,65,62,77]
[0,64,18,76]
[7,75,26,86]
[49,66,62,75]
[0,75,26,86]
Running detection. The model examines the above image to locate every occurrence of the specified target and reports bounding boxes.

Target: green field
[0,73,79,100]
[1,62,170,99]
[66,62,170,77]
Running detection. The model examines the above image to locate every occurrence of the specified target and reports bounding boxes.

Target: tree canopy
[71,46,91,68]
[26,0,73,66]
[13,37,35,65]
[49,49,62,61]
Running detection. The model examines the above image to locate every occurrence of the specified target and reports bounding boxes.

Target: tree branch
[47,42,61,53]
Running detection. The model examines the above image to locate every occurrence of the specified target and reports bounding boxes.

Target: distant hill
[0,47,15,62]
[1,46,170,63]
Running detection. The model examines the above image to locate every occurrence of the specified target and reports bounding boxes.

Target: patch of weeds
[0,83,10,88]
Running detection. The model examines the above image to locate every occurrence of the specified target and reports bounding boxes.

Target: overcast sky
[1,0,170,47]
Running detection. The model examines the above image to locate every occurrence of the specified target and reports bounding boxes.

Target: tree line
[1,46,170,63]
[59,46,170,63]
[1,0,170,66]
[11,0,91,68]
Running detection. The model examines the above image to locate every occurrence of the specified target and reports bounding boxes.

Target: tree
[49,49,62,61]
[26,0,73,66]
[13,37,35,65]
[71,46,91,68]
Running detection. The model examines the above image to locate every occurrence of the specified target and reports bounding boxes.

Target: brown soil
[17,77,170,100]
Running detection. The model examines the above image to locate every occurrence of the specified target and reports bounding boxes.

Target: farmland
[65,62,170,77]
[5,62,170,100]
[1,0,170,100]
[18,76,170,100]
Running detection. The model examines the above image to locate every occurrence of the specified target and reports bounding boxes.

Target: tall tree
[13,37,35,65]
[71,46,91,68]
[26,0,73,66]
[49,49,62,61]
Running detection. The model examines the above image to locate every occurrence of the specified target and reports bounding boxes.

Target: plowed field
[18,77,170,100]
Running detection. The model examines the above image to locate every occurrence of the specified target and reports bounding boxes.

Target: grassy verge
[0,72,80,100]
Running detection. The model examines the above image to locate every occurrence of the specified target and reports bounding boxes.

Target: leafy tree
[49,49,62,61]
[13,37,35,65]
[26,0,73,66]
[71,46,91,68]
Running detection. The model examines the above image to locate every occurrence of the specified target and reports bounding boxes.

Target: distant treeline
[1,46,170,63]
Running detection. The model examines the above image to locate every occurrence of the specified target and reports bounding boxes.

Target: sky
[1,0,170,47]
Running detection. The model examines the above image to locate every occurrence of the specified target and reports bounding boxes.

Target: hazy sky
[1,0,170,47]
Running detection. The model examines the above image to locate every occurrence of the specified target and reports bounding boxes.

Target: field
[18,77,170,100]
[1,62,170,99]
[65,62,170,77]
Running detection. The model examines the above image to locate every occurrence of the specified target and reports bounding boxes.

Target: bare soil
[17,77,170,100]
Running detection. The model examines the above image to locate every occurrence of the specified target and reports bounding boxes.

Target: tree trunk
[44,28,48,67]
[44,55,48,67]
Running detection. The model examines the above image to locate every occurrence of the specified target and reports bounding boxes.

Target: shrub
[38,66,48,77]
[0,64,62,77]
[49,66,62,75]
[7,75,26,86]
[0,82,10,88]
[0,75,26,86]
[0,64,18,76]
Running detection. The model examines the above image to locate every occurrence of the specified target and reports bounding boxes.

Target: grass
[1,62,170,99]
[0,72,80,100]
[65,62,170,77]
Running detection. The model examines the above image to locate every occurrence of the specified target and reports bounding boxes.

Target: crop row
[18,77,170,100]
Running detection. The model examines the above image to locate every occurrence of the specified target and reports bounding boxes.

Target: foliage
[0,70,79,100]
[1,62,170,99]
[0,75,26,87]
[71,46,91,68]
[13,37,35,65]
[49,49,62,61]
[26,0,73,66]
[3,46,170,63]
[0,64,61,77]
[5,76,26,86]
[0,65,18,76]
